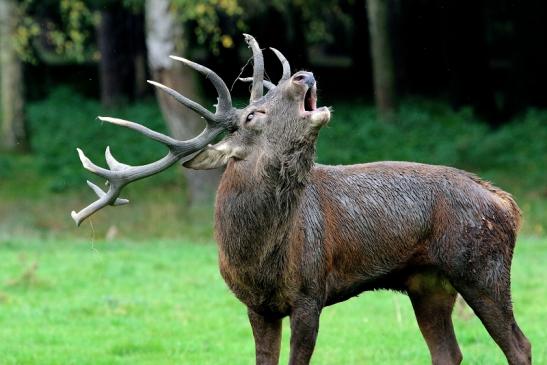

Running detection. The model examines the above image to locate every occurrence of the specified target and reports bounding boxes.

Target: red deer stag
[72,34,531,365]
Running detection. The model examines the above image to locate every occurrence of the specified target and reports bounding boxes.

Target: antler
[239,46,292,92]
[71,57,234,226]
[270,47,291,82]
[244,34,264,102]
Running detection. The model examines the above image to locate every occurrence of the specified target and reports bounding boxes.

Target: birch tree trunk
[0,0,29,152]
[145,0,220,204]
[366,0,397,119]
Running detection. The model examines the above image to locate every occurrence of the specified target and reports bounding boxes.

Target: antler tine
[98,116,180,146]
[71,123,180,226]
[243,34,264,102]
[270,48,291,82]
[147,80,217,122]
[238,77,275,91]
[85,180,128,206]
[98,115,221,159]
[169,56,232,114]
[105,146,130,171]
[72,102,227,226]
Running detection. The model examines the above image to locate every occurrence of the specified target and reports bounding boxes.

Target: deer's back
[306,161,520,303]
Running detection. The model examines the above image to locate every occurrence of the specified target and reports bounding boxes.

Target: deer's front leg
[248,308,282,365]
[288,299,321,365]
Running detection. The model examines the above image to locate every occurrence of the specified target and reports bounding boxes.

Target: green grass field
[0,237,545,365]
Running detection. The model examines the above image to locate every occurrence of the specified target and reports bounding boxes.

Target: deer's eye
[246,112,255,122]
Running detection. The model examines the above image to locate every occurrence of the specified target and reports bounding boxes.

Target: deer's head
[185,35,330,172]
[71,34,330,226]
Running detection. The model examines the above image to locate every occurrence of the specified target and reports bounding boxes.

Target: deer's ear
[183,141,243,170]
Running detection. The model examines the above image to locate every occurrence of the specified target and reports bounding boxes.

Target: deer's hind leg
[443,232,531,365]
[449,274,531,365]
[407,272,463,365]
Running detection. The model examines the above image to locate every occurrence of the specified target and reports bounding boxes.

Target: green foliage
[11,5,40,63]
[467,110,547,190]
[0,154,14,179]
[15,0,245,59]
[169,0,353,53]
[51,0,94,59]
[26,87,169,191]
[0,237,545,364]
[16,0,96,63]
[174,0,243,52]
[13,0,352,61]
[317,101,484,166]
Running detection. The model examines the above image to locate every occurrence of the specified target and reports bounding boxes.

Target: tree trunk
[145,0,220,204]
[0,0,29,152]
[132,12,148,99]
[97,4,133,107]
[366,0,397,119]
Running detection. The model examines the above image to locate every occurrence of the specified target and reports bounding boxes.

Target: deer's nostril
[294,72,315,87]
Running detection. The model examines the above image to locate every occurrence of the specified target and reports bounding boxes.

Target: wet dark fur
[215,157,531,364]
[216,158,519,311]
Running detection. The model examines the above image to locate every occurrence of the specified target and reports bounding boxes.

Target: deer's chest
[218,250,296,316]
[214,169,303,315]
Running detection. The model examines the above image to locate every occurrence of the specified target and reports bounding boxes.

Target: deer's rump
[309,161,521,305]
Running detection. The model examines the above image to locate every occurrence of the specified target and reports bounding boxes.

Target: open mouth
[304,85,318,111]
[297,79,330,127]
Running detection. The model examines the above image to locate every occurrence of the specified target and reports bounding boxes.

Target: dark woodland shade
[21,0,547,126]
[390,0,547,124]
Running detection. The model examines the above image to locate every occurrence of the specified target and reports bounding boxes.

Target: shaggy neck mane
[215,140,316,265]
[263,138,316,214]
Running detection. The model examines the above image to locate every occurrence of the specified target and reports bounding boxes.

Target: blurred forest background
[0,0,545,239]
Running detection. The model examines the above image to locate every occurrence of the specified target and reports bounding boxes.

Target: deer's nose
[293,72,315,87]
